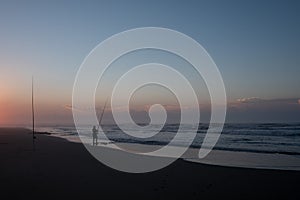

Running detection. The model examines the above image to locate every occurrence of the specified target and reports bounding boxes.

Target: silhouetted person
[92,126,98,146]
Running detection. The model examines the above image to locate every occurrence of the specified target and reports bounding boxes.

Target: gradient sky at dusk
[0,0,299,125]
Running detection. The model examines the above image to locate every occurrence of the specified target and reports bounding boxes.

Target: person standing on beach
[92,126,98,146]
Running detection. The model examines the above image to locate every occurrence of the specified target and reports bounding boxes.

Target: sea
[34,123,300,170]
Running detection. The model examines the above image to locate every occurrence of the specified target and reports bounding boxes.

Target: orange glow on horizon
[0,98,10,125]
[0,84,8,124]
[0,87,30,125]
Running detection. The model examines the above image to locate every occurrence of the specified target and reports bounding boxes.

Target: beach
[1,128,300,199]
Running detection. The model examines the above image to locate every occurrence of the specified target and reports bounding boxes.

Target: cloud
[236,97,300,105]
[226,97,300,122]
[63,104,94,112]
[64,104,73,110]
[237,97,265,103]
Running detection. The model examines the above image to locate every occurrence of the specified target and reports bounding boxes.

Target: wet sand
[0,128,299,199]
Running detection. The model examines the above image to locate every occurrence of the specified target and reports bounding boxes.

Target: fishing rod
[97,99,108,129]
[32,76,36,151]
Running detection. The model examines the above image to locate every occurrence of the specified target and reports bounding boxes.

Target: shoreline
[1,127,300,199]
[4,127,300,171]
[45,128,300,171]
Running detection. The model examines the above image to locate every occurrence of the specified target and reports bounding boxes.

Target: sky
[0,0,299,125]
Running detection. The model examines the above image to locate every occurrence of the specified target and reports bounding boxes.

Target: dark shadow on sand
[0,128,299,199]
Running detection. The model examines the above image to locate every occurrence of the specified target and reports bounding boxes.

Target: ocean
[34,123,300,170]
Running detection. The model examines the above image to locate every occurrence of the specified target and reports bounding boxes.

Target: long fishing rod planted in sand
[97,99,108,129]
[32,76,36,151]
